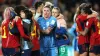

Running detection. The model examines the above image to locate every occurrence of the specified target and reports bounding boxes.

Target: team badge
[9,22,14,29]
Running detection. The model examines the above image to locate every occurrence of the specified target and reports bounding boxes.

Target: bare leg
[74,51,79,56]
[89,53,96,56]
[79,52,87,56]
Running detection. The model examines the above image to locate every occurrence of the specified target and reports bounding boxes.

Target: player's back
[1,19,10,48]
[76,14,88,31]
[76,14,89,45]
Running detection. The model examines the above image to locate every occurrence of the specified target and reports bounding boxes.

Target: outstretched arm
[15,16,29,39]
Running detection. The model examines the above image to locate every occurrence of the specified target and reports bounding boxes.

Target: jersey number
[2,26,7,38]
[31,25,36,37]
[97,22,100,34]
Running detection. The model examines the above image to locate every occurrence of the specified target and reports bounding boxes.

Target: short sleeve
[72,23,76,29]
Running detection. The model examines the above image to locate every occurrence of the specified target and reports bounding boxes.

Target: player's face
[20,11,25,19]
[43,7,51,18]
[52,9,59,17]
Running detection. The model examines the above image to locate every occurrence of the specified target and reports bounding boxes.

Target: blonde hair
[52,7,61,13]
[3,7,14,20]
[45,2,54,7]
[43,5,52,12]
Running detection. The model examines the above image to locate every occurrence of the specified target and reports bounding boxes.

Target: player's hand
[14,16,19,21]
[76,36,79,39]
[57,14,64,19]
[78,31,82,36]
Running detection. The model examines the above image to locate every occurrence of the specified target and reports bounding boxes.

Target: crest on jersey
[51,20,55,25]
[9,22,14,29]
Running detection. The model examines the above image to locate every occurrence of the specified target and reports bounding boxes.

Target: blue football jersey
[37,16,57,48]
[68,23,77,37]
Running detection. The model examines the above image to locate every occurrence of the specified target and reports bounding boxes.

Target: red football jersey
[3,17,30,48]
[7,33,20,48]
[76,14,87,31]
[15,17,29,39]
[76,14,89,45]
[1,19,10,48]
[1,19,20,48]
[31,19,40,51]
[86,17,100,46]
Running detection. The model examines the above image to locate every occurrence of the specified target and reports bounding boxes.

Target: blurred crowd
[0,0,100,28]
